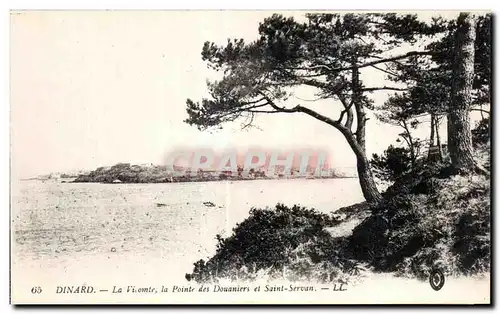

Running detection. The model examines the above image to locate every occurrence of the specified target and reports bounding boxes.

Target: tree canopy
[184,12,491,202]
[185,13,444,133]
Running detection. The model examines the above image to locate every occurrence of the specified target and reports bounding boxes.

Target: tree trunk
[355,148,384,205]
[428,114,437,161]
[350,63,383,204]
[428,114,436,153]
[339,127,383,204]
[435,116,443,160]
[402,120,416,168]
[447,12,477,173]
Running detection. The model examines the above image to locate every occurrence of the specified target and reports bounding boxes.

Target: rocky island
[71,162,347,184]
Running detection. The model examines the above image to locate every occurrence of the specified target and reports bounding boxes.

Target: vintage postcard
[10,10,491,304]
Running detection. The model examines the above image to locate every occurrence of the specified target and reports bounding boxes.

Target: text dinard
[55,284,346,294]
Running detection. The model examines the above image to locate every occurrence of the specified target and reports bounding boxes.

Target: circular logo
[429,269,445,291]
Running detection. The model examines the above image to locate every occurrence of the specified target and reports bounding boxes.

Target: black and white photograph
[9,10,491,304]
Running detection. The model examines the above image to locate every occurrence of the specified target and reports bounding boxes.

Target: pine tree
[447,13,477,173]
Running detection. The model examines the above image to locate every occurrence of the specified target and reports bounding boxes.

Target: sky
[10,11,483,178]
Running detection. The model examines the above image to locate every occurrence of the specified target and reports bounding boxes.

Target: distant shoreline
[20,176,358,184]
[22,162,357,184]
[74,176,358,184]
[70,163,355,184]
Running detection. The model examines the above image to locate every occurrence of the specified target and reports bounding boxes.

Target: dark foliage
[472,118,490,147]
[348,191,442,272]
[348,160,490,279]
[185,204,361,283]
[370,145,413,181]
[186,143,490,283]
[453,210,490,274]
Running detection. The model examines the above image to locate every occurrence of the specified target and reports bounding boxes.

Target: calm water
[11,178,363,286]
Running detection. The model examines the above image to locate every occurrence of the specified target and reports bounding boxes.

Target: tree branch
[258,92,350,134]
[369,64,399,77]
[248,109,281,113]
[470,108,490,115]
[362,86,409,92]
[275,51,433,74]
[337,94,354,130]
[241,97,266,106]
[241,112,255,130]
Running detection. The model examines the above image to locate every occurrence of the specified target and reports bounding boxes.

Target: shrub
[185,204,363,283]
[185,147,490,283]
[370,145,413,182]
[472,118,490,147]
[347,172,490,279]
